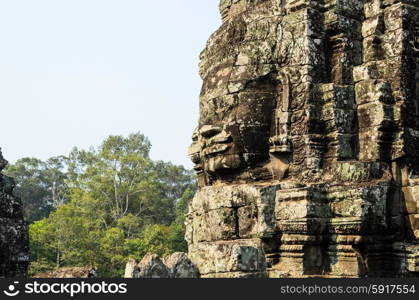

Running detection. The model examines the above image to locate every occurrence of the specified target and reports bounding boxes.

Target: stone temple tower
[0,149,29,277]
[187,0,419,277]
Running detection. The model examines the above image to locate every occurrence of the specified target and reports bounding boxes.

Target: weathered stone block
[189,185,248,213]
[353,61,388,83]
[334,162,388,182]
[188,184,279,241]
[326,245,366,277]
[276,188,328,220]
[408,214,419,239]
[403,186,419,215]
[324,0,364,19]
[163,252,200,278]
[136,254,172,279]
[188,240,266,276]
[383,3,413,32]
[358,102,393,129]
[358,131,383,161]
[355,80,393,105]
[126,253,200,278]
[362,15,384,38]
[364,0,383,19]
[237,204,258,238]
[405,245,419,272]
[124,258,138,278]
[326,184,389,234]
[191,208,237,243]
[313,83,356,109]
[0,150,28,278]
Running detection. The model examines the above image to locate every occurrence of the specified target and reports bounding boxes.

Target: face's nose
[200,125,223,138]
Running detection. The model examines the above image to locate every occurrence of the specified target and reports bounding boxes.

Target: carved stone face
[189,1,291,184]
[192,80,278,177]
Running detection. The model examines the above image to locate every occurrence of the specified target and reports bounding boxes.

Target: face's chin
[204,153,242,175]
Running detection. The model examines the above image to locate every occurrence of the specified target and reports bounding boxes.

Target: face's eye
[200,125,223,138]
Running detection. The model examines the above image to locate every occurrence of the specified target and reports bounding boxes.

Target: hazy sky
[0,0,220,168]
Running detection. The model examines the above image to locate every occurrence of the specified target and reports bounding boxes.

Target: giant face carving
[189,0,292,186]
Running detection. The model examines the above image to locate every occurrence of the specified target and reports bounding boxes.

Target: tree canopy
[6,132,196,277]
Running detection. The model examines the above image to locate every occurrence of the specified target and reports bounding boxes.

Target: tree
[29,219,56,275]
[99,228,126,277]
[26,132,197,277]
[43,156,69,207]
[5,156,69,223]
[152,161,196,225]
[67,133,156,224]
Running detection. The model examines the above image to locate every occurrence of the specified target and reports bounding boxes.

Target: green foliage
[117,214,143,238]
[174,188,195,225]
[28,219,56,275]
[168,222,188,253]
[26,132,195,277]
[4,156,68,223]
[99,228,126,277]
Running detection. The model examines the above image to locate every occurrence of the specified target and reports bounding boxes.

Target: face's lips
[191,127,243,173]
[201,129,233,157]
[209,134,232,145]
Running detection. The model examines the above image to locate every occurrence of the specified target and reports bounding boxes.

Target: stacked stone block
[185,0,418,278]
[0,149,29,277]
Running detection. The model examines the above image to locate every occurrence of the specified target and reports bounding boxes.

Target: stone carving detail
[124,253,200,278]
[187,0,419,277]
[0,149,29,277]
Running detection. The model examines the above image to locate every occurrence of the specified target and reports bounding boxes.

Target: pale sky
[0,0,220,168]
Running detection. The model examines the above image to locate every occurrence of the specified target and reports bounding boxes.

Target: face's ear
[279,72,291,112]
[269,72,293,155]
